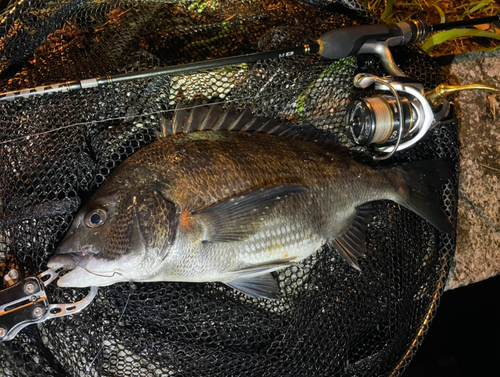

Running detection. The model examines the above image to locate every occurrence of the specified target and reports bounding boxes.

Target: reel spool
[347,95,418,147]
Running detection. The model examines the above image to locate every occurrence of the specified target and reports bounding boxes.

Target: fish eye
[86,209,107,228]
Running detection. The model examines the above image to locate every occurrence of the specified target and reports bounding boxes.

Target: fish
[48,104,454,299]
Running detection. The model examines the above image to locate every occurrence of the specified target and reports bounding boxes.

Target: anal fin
[331,203,374,271]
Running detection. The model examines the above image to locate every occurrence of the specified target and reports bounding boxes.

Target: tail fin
[387,159,455,234]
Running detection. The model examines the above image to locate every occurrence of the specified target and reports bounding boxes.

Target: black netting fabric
[0,1,458,376]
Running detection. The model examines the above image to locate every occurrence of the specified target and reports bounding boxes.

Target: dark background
[402,274,500,377]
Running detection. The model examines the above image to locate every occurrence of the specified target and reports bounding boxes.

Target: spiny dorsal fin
[213,105,239,131]
[166,104,344,152]
[240,116,266,132]
[254,119,282,134]
[185,106,209,133]
[199,105,224,131]
[227,108,254,131]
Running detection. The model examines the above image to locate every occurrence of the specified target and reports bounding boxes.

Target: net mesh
[0,1,458,376]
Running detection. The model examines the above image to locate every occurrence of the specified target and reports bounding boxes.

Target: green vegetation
[365,0,500,55]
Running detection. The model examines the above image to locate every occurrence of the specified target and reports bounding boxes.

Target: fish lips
[47,251,93,288]
[47,252,89,269]
[48,240,98,270]
[48,250,122,288]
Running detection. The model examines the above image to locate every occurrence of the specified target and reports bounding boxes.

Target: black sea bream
[48,106,453,299]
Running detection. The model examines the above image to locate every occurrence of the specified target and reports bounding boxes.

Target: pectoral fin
[193,183,307,242]
[331,204,374,271]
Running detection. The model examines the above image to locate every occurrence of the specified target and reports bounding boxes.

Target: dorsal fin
[254,120,280,134]
[213,105,239,131]
[199,105,224,131]
[166,104,345,152]
[172,107,188,134]
[184,106,209,133]
[240,117,266,132]
[227,108,254,131]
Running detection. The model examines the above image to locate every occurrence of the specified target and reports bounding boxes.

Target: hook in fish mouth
[81,269,123,278]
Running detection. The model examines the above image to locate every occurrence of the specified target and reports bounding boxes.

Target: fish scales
[125,132,383,212]
[48,106,454,299]
[103,133,366,268]
[108,132,380,271]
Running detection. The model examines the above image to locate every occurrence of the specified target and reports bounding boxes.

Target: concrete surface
[444,49,500,289]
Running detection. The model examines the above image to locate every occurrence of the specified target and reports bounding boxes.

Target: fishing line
[83,268,124,278]
[0,84,320,145]
[83,282,132,377]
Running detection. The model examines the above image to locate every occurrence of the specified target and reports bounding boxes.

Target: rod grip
[318,24,393,60]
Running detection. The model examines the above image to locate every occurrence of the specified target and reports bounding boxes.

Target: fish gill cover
[0,0,458,376]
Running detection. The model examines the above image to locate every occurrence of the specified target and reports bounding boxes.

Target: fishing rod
[0,15,498,102]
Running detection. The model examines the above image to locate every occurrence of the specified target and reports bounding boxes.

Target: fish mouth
[48,245,126,287]
[47,252,89,270]
[54,265,124,288]
[48,252,123,287]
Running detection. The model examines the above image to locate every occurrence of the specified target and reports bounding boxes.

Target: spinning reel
[345,74,499,160]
